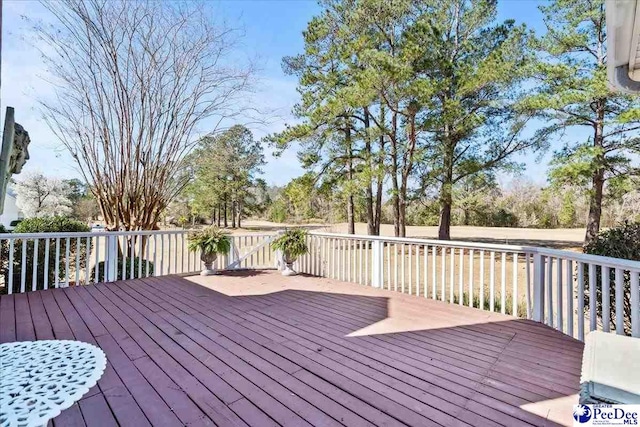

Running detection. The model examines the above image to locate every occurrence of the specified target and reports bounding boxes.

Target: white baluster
[54,238,60,288]
[566,260,573,337]
[401,244,406,293]
[589,263,597,331]
[489,251,495,312]
[546,257,554,327]
[432,246,437,299]
[480,250,485,310]
[449,247,454,303]
[602,266,610,332]
[577,262,585,341]
[512,253,518,317]
[631,271,639,338]
[423,245,428,298]
[501,252,506,314]
[32,239,39,292]
[415,245,420,297]
[469,249,474,308]
[85,237,91,285]
[615,268,624,334]
[44,239,50,290]
[459,249,464,305]
[8,240,14,294]
[557,258,563,332]
[394,243,399,292]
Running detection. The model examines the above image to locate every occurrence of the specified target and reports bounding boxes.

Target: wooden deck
[0,271,584,427]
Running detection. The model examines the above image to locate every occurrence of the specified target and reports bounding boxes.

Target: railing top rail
[308,231,640,271]
[309,231,535,252]
[0,230,277,239]
[533,246,640,271]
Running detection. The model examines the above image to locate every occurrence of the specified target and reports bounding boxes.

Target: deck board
[0,271,584,426]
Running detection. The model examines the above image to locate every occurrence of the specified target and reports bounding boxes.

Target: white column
[371,240,384,289]
[106,234,118,282]
[533,253,545,323]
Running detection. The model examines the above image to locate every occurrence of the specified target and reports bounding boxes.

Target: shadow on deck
[0,270,583,426]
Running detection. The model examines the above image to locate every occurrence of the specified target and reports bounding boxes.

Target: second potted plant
[188,226,231,276]
[271,229,309,276]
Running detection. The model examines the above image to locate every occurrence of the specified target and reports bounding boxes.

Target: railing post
[106,234,118,282]
[532,253,545,322]
[228,238,237,269]
[371,240,383,289]
[274,249,282,271]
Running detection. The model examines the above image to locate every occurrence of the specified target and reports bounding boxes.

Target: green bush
[3,216,91,293]
[91,257,154,282]
[583,221,639,335]
[13,216,90,234]
[267,199,288,223]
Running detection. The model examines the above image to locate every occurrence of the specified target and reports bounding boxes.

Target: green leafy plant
[271,229,309,258]
[2,216,91,293]
[583,221,639,335]
[188,226,231,255]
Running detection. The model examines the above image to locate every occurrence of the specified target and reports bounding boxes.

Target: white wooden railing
[2,229,638,341]
[0,230,277,294]
[293,232,640,341]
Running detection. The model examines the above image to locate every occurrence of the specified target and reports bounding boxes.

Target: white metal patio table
[0,340,106,427]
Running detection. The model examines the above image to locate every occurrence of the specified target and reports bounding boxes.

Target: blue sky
[1,0,565,187]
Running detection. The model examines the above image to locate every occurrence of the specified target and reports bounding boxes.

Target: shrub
[91,257,154,282]
[3,216,91,293]
[13,216,90,234]
[583,221,639,335]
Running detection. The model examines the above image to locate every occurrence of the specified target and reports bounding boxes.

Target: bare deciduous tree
[36,0,255,231]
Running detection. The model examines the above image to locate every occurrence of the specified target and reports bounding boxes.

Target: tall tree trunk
[585,102,606,245]
[398,111,418,238]
[347,195,355,234]
[374,108,386,235]
[390,112,400,237]
[363,107,375,235]
[217,204,221,226]
[231,199,237,228]
[223,197,228,228]
[438,134,454,240]
[237,201,242,229]
[375,175,383,235]
[346,125,355,234]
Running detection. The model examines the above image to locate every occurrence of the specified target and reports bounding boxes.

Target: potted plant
[271,229,308,276]
[188,226,231,276]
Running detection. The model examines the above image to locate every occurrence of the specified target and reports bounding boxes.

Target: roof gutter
[607,0,640,93]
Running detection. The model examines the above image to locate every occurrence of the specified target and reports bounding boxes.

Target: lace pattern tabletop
[0,340,107,427]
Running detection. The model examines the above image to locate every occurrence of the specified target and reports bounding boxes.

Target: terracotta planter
[200,252,218,276]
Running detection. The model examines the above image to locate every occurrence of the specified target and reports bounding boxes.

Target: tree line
[265,174,640,230]
[266,0,640,245]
